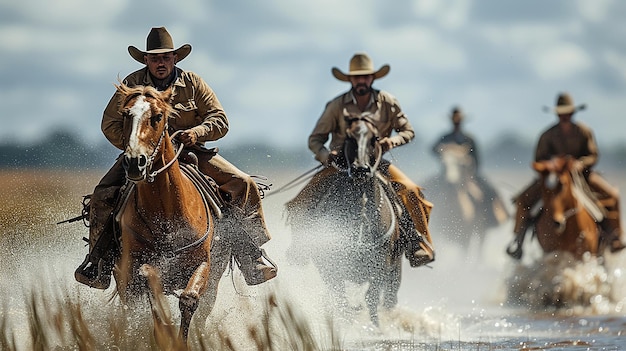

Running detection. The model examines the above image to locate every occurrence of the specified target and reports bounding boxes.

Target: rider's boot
[235,247,278,286]
[232,233,277,285]
[600,217,626,253]
[400,212,435,267]
[229,214,277,285]
[75,196,116,289]
[507,206,531,260]
[407,234,435,267]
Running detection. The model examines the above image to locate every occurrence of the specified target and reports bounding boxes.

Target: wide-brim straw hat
[553,92,582,114]
[331,53,390,82]
[128,27,192,64]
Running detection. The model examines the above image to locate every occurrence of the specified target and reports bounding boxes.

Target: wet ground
[1,168,626,350]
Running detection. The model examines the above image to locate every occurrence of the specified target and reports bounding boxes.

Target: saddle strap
[180,163,225,219]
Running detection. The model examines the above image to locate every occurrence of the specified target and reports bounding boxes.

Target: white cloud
[530,43,591,80]
[366,26,466,70]
[577,0,613,23]
[603,50,626,81]
[411,0,471,30]
[272,0,376,28]
[4,0,125,26]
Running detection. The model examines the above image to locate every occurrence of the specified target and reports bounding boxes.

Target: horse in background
[505,156,608,309]
[423,143,508,253]
[285,111,402,326]
[532,156,602,259]
[113,84,229,346]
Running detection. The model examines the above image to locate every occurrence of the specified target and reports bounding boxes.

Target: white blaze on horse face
[126,96,152,158]
[354,120,370,168]
[441,144,474,184]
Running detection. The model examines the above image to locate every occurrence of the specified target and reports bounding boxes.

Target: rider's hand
[179,129,198,147]
[572,160,584,172]
[378,137,394,153]
[326,151,340,167]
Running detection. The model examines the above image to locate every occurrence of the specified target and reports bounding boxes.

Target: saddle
[178,147,225,219]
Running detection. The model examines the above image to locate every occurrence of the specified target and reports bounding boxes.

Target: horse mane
[114,83,176,119]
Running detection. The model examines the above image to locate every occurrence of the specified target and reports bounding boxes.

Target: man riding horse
[431,107,508,224]
[432,107,479,168]
[75,27,277,289]
[288,52,435,267]
[507,92,625,259]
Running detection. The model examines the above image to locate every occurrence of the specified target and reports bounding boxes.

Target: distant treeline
[1,130,624,171]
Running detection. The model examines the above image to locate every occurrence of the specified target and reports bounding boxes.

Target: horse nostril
[138,155,147,168]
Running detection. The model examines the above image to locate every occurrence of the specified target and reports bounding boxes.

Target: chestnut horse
[286,110,401,326]
[114,84,228,345]
[532,156,602,259]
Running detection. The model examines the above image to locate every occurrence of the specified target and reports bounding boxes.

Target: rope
[265,164,323,197]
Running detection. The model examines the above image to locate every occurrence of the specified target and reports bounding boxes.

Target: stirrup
[75,254,112,290]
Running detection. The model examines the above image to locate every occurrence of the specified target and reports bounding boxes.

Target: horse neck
[136,138,189,217]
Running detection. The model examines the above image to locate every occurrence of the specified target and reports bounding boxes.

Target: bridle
[145,129,184,183]
[341,114,383,178]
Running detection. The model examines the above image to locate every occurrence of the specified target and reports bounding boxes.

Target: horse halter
[342,113,382,178]
[121,92,181,183]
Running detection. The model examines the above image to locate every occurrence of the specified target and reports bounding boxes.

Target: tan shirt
[535,121,599,170]
[101,67,229,150]
[308,89,414,162]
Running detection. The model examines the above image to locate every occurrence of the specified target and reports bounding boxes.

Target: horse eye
[153,113,163,123]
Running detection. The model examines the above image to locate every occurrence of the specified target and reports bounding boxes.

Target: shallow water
[1,168,626,350]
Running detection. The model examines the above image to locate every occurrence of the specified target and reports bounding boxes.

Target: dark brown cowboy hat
[332,52,390,82]
[128,27,192,64]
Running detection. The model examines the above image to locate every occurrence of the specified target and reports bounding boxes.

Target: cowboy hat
[553,92,586,114]
[331,52,390,82]
[128,27,192,64]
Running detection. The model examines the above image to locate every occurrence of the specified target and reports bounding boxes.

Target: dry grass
[0,169,100,231]
[0,286,343,351]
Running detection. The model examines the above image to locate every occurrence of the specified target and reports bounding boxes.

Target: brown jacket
[308,89,414,162]
[535,121,598,171]
[101,67,229,150]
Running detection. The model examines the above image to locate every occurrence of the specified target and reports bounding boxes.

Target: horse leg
[383,257,401,309]
[365,278,381,327]
[138,264,183,350]
[191,247,230,335]
[179,261,210,343]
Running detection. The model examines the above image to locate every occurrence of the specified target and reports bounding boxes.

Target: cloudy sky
[2,0,626,152]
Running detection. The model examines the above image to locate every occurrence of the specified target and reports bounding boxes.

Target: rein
[265,164,323,198]
[146,129,184,183]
